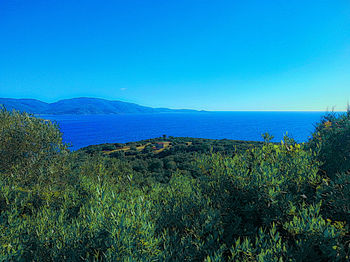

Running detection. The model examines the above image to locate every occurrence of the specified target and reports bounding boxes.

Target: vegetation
[80,136,264,184]
[1,107,350,261]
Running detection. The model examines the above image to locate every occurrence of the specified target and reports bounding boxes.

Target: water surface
[43,112,326,150]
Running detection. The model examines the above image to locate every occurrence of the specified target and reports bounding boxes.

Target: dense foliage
[308,111,350,178]
[0,108,68,185]
[80,137,264,184]
[1,108,350,261]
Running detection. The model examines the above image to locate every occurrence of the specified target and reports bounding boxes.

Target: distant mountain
[0,97,198,115]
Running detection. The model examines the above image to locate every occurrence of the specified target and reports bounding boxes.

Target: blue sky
[0,0,349,111]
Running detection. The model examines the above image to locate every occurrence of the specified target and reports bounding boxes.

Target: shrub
[151,174,223,261]
[0,177,162,261]
[196,135,321,241]
[0,108,67,184]
[308,111,350,178]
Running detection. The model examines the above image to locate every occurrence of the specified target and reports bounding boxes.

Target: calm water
[43,112,326,150]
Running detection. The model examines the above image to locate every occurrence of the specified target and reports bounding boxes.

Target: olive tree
[0,108,68,183]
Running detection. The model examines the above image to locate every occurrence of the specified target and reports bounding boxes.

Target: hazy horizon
[1,96,348,112]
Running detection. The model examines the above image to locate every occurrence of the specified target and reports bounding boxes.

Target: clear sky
[0,0,349,111]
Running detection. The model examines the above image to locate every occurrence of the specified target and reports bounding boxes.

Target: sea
[42,111,327,150]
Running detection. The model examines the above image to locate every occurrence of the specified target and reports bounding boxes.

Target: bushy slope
[80,137,265,184]
[1,108,350,261]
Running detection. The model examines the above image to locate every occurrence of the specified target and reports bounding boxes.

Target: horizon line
[1,97,348,113]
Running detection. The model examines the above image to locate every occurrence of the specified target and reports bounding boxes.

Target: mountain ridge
[0,97,199,115]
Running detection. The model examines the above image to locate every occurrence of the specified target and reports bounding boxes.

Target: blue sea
[43,112,326,150]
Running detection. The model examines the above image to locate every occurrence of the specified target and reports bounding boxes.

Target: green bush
[196,136,321,240]
[308,111,350,178]
[0,177,162,261]
[0,108,67,185]
[151,174,223,261]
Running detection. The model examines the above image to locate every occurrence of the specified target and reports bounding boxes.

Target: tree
[308,111,350,178]
[0,108,68,183]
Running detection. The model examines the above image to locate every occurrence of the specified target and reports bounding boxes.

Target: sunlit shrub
[151,174,223,261]
[196,135,321,242]
[308,111,350,178]
[0,175,162,261]
[0,108,68,185]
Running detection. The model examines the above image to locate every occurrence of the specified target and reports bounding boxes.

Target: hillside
[2,108,350,261]
[79,136,265,183]
[0,97,198,115]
